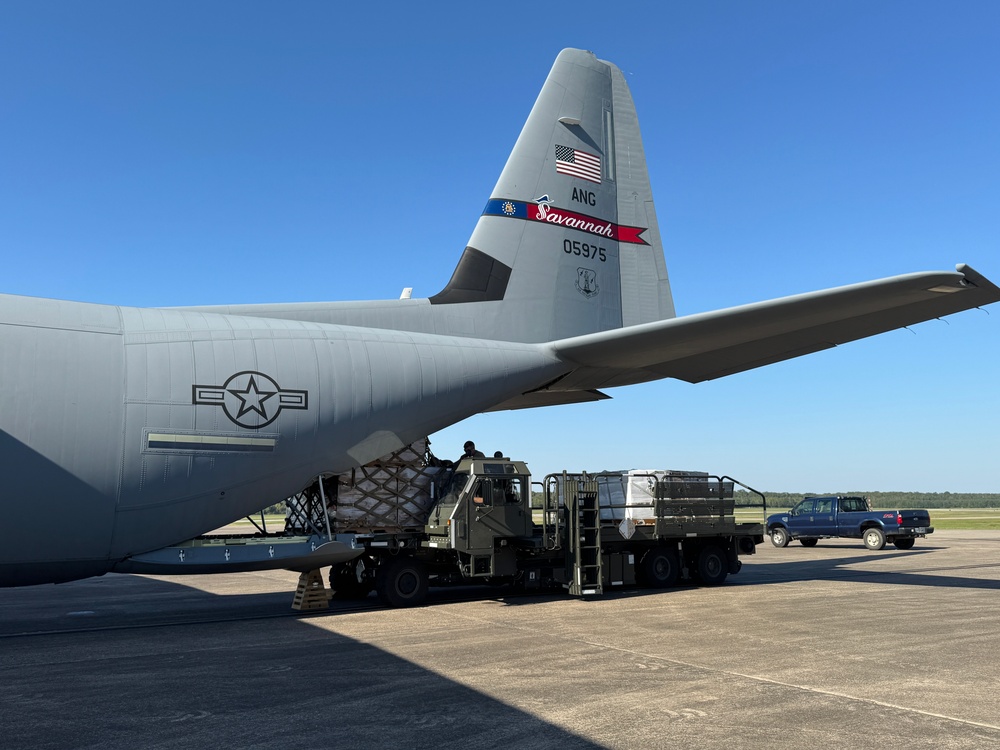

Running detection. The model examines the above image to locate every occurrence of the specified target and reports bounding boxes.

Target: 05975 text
[563,239,607,262]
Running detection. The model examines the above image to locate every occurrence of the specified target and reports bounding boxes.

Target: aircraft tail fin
[429,48,675,342]
[174,49,674,347]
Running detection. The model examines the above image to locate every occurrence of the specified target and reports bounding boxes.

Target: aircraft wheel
[375,557,428,608]
[641,547,679,588]
[330,557,374,600]
[696,545,728,586]
[770,527,790,548]
[800,538,818,548]
[893,537,916,550]
[863,528,886,551]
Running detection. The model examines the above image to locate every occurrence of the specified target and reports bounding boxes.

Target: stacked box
[330,438,447,533]
[655,476,734,520]
[626,471,708,522]
[576,470,712,522]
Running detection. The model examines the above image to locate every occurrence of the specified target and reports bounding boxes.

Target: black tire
[375,557,428,608]
[330,557,374,600]
[863,527,886,551]
[696,545,728,586]
[893,537,916,550]
[800,538,818,548]
[641,547,679,588]
[770,527,790,548]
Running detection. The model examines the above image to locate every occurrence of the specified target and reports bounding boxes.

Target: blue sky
[2,2,998,492]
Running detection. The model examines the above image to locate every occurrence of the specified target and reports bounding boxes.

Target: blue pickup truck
[766,495,933,550]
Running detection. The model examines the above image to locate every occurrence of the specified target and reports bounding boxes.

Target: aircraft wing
[549,264,1000,387]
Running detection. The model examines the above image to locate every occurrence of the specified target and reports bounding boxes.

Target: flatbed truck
[330,457,765,607]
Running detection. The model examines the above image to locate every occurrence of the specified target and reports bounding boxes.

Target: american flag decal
[555,145,601,184]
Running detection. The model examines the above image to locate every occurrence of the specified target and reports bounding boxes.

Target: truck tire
[893,537,916,550]
[799,538,818,547]
[863,527,886,551]
[770,527,790,548]
[375,557,428,608]
[641,547,679,588]
[696,545,728,585]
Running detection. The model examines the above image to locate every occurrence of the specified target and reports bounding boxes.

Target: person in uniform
[459,440,485,463]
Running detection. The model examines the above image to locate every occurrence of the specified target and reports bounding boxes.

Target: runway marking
[438,608,1000,734]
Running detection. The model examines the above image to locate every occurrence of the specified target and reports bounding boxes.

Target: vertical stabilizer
[178,49,675,344]
[430,48,675,342]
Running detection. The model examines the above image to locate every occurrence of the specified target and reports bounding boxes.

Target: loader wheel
[696,545,728,586]
[641,547,679,588]
[863,527,886,551]
[770,527,790,548]
[893,537,916,550]
[375,557,428,608]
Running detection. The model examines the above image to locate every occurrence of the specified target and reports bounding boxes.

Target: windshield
[438,471,468,502]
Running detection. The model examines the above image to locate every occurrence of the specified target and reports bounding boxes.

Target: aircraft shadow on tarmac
[0,575,605,750]
[4,548,998,748]
[740,547,1000,592]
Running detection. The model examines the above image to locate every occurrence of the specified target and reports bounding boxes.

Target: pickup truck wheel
[770,527,790,548]
[799,538,818,548]
[375,557,428,608]
[893,537,916,550]
[696,545,728,585]
[641,547,679,588]
[863,528,886,551]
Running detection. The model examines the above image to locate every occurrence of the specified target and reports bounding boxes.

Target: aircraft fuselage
[0,293,564,585]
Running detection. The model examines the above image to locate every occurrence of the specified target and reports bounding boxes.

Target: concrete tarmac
[1,530,999,749]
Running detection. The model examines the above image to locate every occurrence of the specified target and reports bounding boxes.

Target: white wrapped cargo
[595,470,710,522]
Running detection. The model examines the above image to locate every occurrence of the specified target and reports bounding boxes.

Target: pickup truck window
[815,498,833,514]
[792,499,815,516]
[842,497,866,512]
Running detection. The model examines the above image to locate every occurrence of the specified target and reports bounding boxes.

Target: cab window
[441,471,469,502]
[503,477,525,504]
[842,497,865,513]
[472,480,493,507]
[792,499,815,516]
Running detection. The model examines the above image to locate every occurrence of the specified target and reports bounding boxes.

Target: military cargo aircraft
[2,48,997,587]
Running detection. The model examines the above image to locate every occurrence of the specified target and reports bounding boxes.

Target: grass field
[919,508,1000,530]
[210,515,286,534]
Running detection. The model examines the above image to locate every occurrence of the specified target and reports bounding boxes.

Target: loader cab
[426,458,534,553]
[426,459,533,539]
[464,459,533,540]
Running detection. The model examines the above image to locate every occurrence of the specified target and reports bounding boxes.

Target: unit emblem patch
[576,267,599,298]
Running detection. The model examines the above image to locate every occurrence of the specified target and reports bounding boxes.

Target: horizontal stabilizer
[550,265,1000,386]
